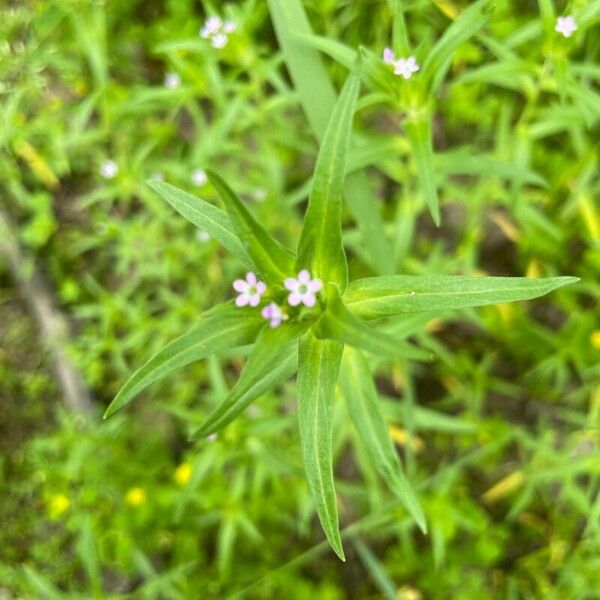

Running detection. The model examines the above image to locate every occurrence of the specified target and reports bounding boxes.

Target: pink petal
[284,278,298,291]
[302,293,317,308]
[308,279,322,293]
[256,281,267,295]
[248,294,261,307]
[261,305,274,319]
[288,292,302,306]
[383,47,395,64]
[233,279,247,292]
[246,272,257,285]
[298,269,311,284]
[235,294,249,307]
[269,317,282,328]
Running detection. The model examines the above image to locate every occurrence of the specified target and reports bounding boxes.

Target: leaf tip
[332,543,346,561]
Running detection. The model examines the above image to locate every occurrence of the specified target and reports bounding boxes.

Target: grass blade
[297,330,345,560]
[344,275,579,320]
[341,348,427,532]
[405,113,440,226]
[422,0,493,94]
[148,180,254,270]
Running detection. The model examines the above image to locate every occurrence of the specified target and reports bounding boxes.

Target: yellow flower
[125,487,146,507]
[591,330,600,350]
[174,462,193,486]
[49,493,70,517]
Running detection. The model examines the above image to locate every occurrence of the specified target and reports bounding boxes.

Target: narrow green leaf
[422,0,493,94]
[391,0,410,55]
[353,537,401,600]
[341,348,427,532]
[405,112,440,226]
[191,322,306,438]
[268,0,395,275]
[206,170,295,282]
[147,180,254,270]
[267,0,336,136]
[289,30,356,70]
[104,310,263,418]
[297,330,345,560]
[297,65,361,288]
[314,285,431,362]
[344,275,579,320]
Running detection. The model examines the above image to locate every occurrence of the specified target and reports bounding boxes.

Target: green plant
[104,62,576,559]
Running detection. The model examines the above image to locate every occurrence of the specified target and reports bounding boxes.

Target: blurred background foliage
[0,0,599,597]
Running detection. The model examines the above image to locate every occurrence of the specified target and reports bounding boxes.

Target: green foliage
[104,43,576,560]
[2,0,600,597]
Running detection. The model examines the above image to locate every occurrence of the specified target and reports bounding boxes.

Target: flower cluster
[232,270,322,328]
[199,16,236,49]
[383,48,420,80]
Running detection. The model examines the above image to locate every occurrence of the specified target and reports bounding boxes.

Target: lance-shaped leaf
[421,0,493,95]
[147,180,254,270]
[340,347,426,532]
[268,0,394,275]
[314,285,431,362]
[297,330,345,560]
[344,275,579,320]
[296,65,361,289]
[405,112,440,226]
[191,321,307,438]
[206,170,295,282]
[104,310,263,418]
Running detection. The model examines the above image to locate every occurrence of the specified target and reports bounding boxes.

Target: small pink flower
[383,47,395,65]
[394,56,420,79]
[223,20,237,34]
[555,16,577,38]
[211,33,228,49]
[261,303,286,328]
[284,270,322,307]
[100,160,118,179]
[200,16,223,39]
[233,272,266,307]
[164,72,181,89]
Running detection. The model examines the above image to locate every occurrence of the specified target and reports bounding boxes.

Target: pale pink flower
[223,20,237,34]
[394,56,420,79]
[191,169,207,186]
[211,33,228,49]
[261,303,286,328]
[100,160,118,179]
[200,16,222,39]
[164,72,181,89]
[284,270,322,307]
[233,272,266,307]
[383,47,395,65]
[555,16,577,38]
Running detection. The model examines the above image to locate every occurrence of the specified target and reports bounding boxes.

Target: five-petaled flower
[555,16,577,38]
[261,302,286,328]
[382,48,420,80]
[233,272,266,307]
[284,270,322,307]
